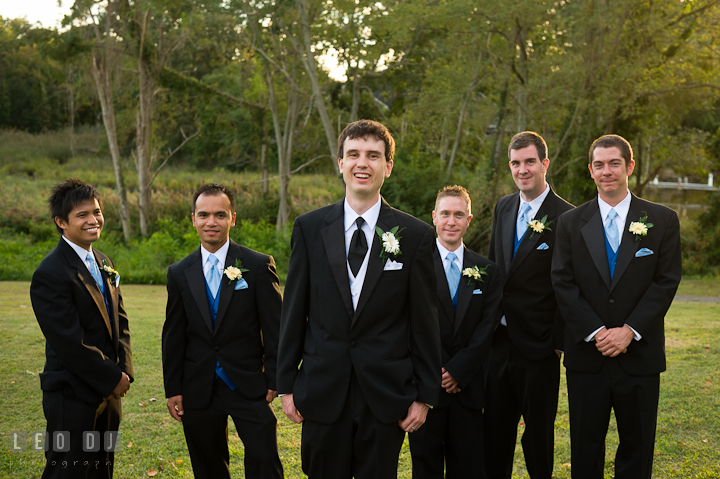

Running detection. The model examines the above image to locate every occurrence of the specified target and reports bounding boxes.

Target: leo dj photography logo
[10,431,121,452]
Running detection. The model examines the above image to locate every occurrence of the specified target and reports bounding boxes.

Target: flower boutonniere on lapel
[375,225,404,260]
[527,215,553,240]
[223,259,249,285]
[462,265,489,286]
[101,260,120,287]
[629,212,653,241]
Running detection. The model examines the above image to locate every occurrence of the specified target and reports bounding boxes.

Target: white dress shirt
[344,198,382,310]
[585,191,641,342]
[500,184,551,326]
[201,238,230,281]
[62,235,97,276]
[436,239,464,279]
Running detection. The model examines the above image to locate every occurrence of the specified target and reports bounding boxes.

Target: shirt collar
[598,190,632,222]
[436,238,464,266]
[344,197,382,233]
[62,235,93,262]
[518,183,550,218]
[201,238,230,270]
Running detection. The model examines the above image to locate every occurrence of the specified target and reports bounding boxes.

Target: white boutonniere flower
[101,260,119,282]
[527,215,553,240]
[224,259,249,285]
[462,265,489,286]
[629,212,653,241]
[375,225,404,260]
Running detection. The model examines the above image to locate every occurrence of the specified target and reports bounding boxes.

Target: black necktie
[348,217,368,277]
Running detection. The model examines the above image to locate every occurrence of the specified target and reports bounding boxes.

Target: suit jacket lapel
[354,198,393,323]
[185,250,214,333]
[96,255,119,344]
[434,249,455,326]
[580,199,612,289]
[65,244,113,338]
[609,196,642,292]
[321,201,354,319]
[501,194,519,276]
[454,248,474,335]
[214,242,240,333]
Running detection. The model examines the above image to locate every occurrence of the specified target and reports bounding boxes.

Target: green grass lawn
[1,279,719,478]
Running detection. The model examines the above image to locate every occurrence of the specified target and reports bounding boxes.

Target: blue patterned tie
[606,209,619,253]
[86,252,105,295]
[517,202,532,242]
[446,252,461,310]
[207,254,221,299]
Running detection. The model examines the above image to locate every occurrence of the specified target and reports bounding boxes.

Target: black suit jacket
[434,245,501,410]
[30,238,133,405]
[277,198,441,424]
[488,187,574,359]
[551,194,682,375]
[162,240,281,409]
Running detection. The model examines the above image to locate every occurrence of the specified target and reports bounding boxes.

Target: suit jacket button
[609,299,615,305]
[350,341,357,348]
[214,346,220,351]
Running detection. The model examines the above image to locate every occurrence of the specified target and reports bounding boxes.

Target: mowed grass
[1,279,719,478]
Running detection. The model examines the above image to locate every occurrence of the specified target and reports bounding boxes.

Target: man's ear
[54,217,66,231]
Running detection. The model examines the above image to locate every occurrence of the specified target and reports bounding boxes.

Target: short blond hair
[435,185,471,215]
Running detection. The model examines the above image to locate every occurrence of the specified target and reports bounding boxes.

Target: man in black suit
[551,134,681,479]
[409,185,502,478]
[277,120,441,479]
[30,178,133,479]
[484,131,574,479]
[162,183,283,479]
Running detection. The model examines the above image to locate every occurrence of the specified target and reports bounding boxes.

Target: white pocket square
[234,278,249,290]
[472,288,482,295]
[537,242,549,250]
[635,248,654,258]
[384,259,403,271]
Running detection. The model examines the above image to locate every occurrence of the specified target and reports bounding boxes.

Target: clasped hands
[106,372,130,400]
[595,325,634,357]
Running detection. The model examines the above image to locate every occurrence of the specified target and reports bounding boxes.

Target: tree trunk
[67,66,76,158]
[297,0,337,166]
[261,109,269,195]
[89,9,132,241]
[136,9,154,236]
[350,73,361,123]
[445,93,470,182]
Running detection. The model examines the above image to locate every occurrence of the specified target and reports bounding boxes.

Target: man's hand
[167,395,184,422]
[595,325,633,357]
[441,367,461,394]
[398,401,429,433]
[107,372,130,400]
[266,389,278,403]
[282,394,304,424]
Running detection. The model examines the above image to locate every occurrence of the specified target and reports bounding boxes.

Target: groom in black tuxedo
[31,178,133,479]
[484,132,573,479]
[408,185,501,478]
[551,134,681,479]
[277,120,441,479]
[162,183,283,479]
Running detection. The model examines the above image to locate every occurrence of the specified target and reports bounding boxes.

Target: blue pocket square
[635,248,654,258]
[472,289,482,295]
[537,242,549,250]
[234,278,249,290]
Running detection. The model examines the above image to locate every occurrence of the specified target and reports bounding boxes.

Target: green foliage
[682,192,720,276]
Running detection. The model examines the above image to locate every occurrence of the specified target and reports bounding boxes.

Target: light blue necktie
[207,254,221,299]
[517,202,532,241]
[606,208,619,253]
[86,252,105,295]
[446,252,461,310]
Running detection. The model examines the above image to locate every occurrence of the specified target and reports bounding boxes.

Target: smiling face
[55,198,104,250]
[338,136,393,207]
[433,195,472,252]
[192,193,236,253]
[589,146,634,205]
[509,144,550,202]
